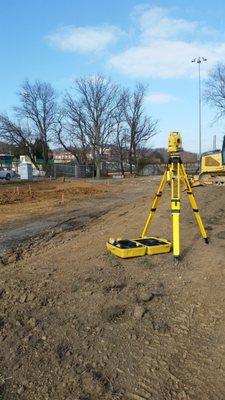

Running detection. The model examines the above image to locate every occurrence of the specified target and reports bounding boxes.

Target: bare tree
[113,93,129,176]
[0,77,158,178]
[123,83,158,174]
[15,80,58,166]
[57,98,90,164]
[0,114,38,166]
[204,63,225,120]
[0,80,58,169]
[62,75,119,178]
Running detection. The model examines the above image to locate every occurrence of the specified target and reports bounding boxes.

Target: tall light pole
[191,57,207,165]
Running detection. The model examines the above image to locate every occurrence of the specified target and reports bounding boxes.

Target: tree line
[1,63,224,178]
[0,75,158,178]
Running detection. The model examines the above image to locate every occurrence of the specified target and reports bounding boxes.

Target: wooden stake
[16,186,20,195]
[61,192,65,204]
[28,185,32,195]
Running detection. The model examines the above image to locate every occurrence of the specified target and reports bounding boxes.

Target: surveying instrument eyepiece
[107,132,209,265]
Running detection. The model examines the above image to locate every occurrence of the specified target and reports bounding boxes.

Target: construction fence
[140,162,199,176]
[50,163,95,179]
[48,161,199,179]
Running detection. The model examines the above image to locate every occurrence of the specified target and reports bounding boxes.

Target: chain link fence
[50,163,95,179]
[140,162,199,176]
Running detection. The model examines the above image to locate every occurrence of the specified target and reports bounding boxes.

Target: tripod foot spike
[204,237,209,244]
[173,256,180,267]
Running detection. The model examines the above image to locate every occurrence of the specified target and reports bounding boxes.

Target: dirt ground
[0,180,110,225]
[0,177,225,400]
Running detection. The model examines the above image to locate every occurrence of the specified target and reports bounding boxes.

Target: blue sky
[1,0,225,151]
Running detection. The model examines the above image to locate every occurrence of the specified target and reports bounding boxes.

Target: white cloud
[110,41,225,78]
[145,92,179,104]
[109,6,225,79]
[137,6,196,41]
[46,6,225,80]
[46,25,121,53]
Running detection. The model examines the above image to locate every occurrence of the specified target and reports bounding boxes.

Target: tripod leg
[180,163,208,243]
[171,161,181,262]
[141,170,167,238]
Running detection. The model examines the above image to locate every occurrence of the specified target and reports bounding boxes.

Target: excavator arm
[222,135,225,165]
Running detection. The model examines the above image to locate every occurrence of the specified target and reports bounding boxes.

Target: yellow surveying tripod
[142,132,209,264]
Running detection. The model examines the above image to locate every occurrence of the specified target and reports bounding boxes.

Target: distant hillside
[149,148,197,163]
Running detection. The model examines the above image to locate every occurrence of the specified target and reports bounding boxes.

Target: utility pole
[213,134,217,151]
[191,57,207,165]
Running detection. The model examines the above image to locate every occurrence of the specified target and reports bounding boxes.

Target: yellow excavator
[192,135,225,186]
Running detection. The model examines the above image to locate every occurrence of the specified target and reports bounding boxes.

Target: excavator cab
[199,135,225,185]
